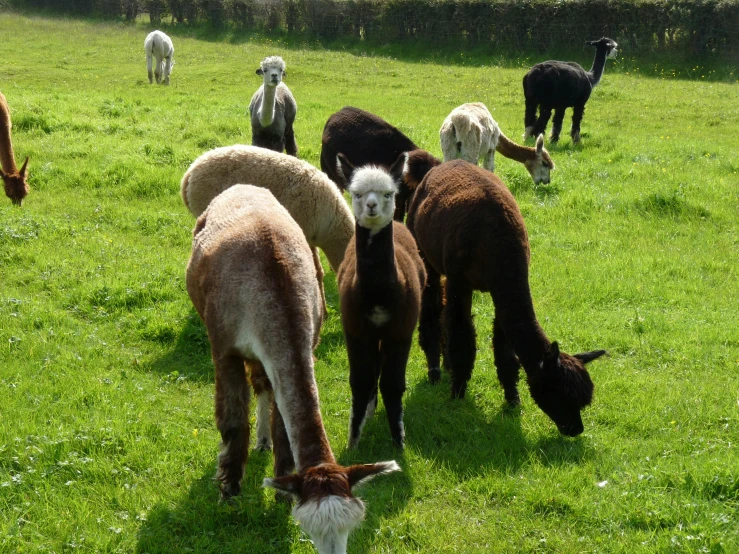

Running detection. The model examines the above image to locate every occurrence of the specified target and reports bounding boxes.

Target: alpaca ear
[546,341,561,362]
[574,350,607,364]
[347,461,401,491]
[336,153,355,188]
[389,152,408,186]
[20,157,29,178]
[282,69,287,77]
[535,134,545,154]
[256,68,264,76]
[263,475,302,499]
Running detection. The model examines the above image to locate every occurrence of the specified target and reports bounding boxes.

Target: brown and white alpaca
[0,91,30,206]
[403,152,606,436]
[249,56,298,156]
[335,153,426,449]
[440,102,554,184]
[186,184,399,554]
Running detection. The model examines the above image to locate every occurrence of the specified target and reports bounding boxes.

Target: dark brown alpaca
[186,185,399,554]
[0,92,30,206]
[320,106,418,221]
[403,151,606,436]
[335,153,426,449]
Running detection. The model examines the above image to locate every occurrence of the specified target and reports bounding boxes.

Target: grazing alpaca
[523,37,618,143]
[335,153,426,449]
[187,184,400,554]
[0,92,29,206]
[440,102,554,185]
[144,30,174,85]
[403,151,606,436]
[180,145,354,273]
[320,106,418,221]
[249,56,298,156]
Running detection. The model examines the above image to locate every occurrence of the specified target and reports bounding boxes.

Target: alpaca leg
[379,339,412,448]
[312,248,327,322]
[214,353,251,499]
[154,59,162,84]
[533,106,553,139]
[492,317,521,406]
[284,125,298,157]
[347,334,380,449]
[570,104,585,143]
[550,109,566,143]
[163,56,172,85]
[524,99,538,139]
[444,283,476,399]
[271,400,295,478]
[146,54,153,84]
[482,149,496,173]
[418,263,443,383]
[248,360,273,451]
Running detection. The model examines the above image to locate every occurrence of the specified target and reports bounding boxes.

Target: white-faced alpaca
[0,91,29,206]
[523,37,618,143]
[440,102,554,184]
[403,151,606,436]
[144,30,174,85]
[335,153,426,449]
[186,184,400,554]
[249,56,298,156]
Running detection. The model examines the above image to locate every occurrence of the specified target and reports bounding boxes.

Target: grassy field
[1,11,738,554]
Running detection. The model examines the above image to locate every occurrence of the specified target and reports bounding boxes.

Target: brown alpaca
[0,92,30,206]
[186,184,399,554]
[335,153,426,449]
[403,151,606,436]
[320,106,418,221]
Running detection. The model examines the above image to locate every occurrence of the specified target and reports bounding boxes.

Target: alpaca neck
[587,49,609,87]
[0,101,17,174]
[272,358,336,471]
[496,132,536,164]
[259,83,277,127]
[354,222,398,291]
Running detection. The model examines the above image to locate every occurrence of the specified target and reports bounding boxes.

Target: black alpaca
[336,153,426,448]
[320,106,419,221]
[403,151,606,436]
[523,37,618,143]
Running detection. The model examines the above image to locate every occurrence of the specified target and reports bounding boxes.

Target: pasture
[1,11,738,553]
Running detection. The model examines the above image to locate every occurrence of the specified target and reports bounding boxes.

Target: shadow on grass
[401,373,589,476]
[136,450,299,554]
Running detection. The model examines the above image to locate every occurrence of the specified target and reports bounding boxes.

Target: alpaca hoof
[505,391,521,406]
[347,434,360,450]
[219,480,241,500]
[254,439,272,452]
[392,436,405,450]
[549,135,560,143]
[428,367,441,383]
[524,126,534,140]
[451,380,467,399]
[571,132,581,143]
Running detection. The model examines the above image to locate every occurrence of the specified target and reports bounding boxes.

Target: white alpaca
[144,30,174,85]
[440,102,555,185]
[180,145,354,273]
[249,56,298,156]
[186,184,400,554]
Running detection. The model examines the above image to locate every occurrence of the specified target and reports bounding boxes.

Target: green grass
[1,11,738,554]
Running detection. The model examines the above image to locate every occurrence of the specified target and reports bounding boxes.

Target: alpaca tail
[180,169,192,213]
[402,149,441,194]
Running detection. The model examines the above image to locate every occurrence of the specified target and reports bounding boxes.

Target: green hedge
[7,0,739,56]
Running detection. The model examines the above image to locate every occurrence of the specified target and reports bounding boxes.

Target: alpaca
[144,30,174,85]
[403,151,606,436]
[0,92,29,206]
[180,145,354,273]
[249,56,298,156]
[187,184,400,554]
[523,37,618,143]
[440,102,554,184]
[320,106,418,221]
[335,153,426,449]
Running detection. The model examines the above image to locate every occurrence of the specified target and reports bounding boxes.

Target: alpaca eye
[354,194,361,200]
[384,193,392,199]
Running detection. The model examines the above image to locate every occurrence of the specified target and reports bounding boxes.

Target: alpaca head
[337,152,406,235]
[587,37,618,59]
[264,461,401,554]
[257,55,286,87]
[527,342,606,436]
[523,134,554,185]
[1,156,29,206]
